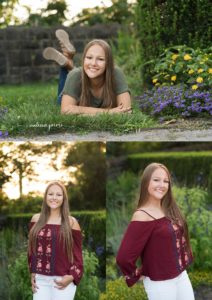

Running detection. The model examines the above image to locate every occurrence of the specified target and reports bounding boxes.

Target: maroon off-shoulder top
[116,216,193,287]
[28,222,83,285]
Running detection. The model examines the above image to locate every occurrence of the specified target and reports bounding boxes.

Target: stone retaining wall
[0,24,120,84]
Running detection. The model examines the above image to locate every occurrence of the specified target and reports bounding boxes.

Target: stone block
[22,67,42,82]
[0,29,5,40]
[33,51,47,66]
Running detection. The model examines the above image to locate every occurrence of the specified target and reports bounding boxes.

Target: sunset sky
[12,0,112,25]
[2,142,77,199]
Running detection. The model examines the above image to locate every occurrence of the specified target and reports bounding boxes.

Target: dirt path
[4,127,212,141]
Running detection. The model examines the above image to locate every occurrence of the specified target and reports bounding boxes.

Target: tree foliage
[0,0,19,27]
[64,142,106,210]
[73,0,135,26]
[26,0,68,26]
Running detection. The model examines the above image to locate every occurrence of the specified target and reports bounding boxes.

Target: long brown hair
[28,181,73,263]
[137,163,191,250]
[80,39,117,108]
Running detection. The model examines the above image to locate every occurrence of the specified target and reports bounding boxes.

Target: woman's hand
[31,273,39,293]
[135,268,144,281]
[54,275,74,290]
[108,104,132,114]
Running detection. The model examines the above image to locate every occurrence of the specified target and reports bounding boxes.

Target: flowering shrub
[136,85,212,117]
[100,278,147,300]
[100,272,212,300]
[152,45,212,90]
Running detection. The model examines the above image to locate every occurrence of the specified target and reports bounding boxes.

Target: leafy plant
[8,252,31,300]
[75,250,101,300]
[111,30,143,95]
[107,172,139,254]
[152,46,212,90]
[174,186,212,270]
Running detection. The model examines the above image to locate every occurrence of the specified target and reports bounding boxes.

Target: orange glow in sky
[2,142,77,199]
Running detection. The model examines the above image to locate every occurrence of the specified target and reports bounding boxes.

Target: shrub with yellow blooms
[100,271,212,300]
[151,45,212,90]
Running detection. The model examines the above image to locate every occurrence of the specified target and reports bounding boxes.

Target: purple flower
[135,84,212,118]
[95,246,104,256]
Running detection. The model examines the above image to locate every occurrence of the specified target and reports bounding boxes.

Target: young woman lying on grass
[43,29,131,116]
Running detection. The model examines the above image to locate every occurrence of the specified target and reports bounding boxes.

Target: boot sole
[43,47,67,66]
[55,29,76,54]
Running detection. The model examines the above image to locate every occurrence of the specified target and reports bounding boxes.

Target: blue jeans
[57,67,68,105]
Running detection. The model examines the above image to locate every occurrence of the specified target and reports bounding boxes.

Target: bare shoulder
[69,216,81,231]
[131,210,153,222]
[31,213,40,222]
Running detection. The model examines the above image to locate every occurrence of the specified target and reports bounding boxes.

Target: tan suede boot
[55,29,76,59]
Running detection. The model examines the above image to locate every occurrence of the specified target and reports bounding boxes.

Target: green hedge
[127,151,212,190]
[101,271,212,300]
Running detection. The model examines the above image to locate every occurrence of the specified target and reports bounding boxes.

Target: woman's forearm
[61,105,108,115]
[61,105,131,115]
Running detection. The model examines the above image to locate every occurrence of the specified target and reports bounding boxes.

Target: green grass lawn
[0,82,156,137]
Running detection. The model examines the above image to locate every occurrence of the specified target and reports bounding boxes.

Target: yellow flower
[171,75,177,81]
[192,85,198,90]
[152,78,158,84]
[172,54,178,60]
[184,54,192,61]
[208,68,212,74]
[196,77,203,83]
[188,69,194,74]
[197,69,203,73]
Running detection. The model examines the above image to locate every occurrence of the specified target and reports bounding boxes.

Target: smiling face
[83,44,106,79]
[46,184,63,210]
[147,167,169,201]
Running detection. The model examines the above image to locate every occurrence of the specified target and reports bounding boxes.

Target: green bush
[100,278,147,300]
[174,186,212,270]
[8,253,31,300]
[101,271,212,300]
[136,0,211,84]
[152,45,212,90]
[75,250,101,300]
[111,29,143,95]
[107,172,139,254]
[127,151,212,189]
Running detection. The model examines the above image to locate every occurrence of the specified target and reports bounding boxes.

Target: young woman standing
[28,181,83,300]
[43,29,131,115]
[116,163,195,300]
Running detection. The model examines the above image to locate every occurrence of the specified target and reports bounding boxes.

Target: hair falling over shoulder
[137,163,192,251]
[28,181,74,263]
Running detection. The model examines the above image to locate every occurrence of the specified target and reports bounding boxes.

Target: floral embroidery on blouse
[70,265,81,277]
[33,226,54,274]
[171,222,192,272]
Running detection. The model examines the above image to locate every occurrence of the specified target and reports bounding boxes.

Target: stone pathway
[4,127,212,141]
